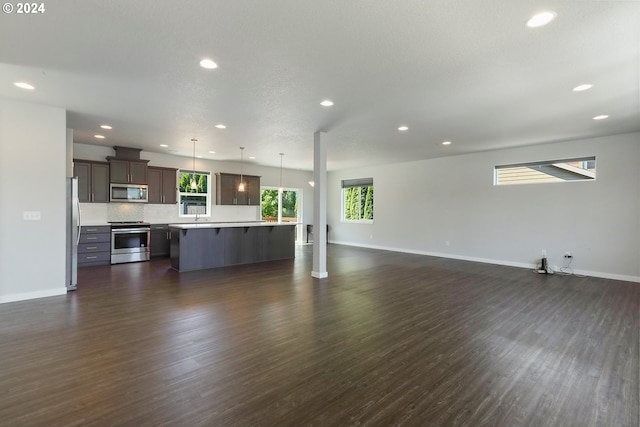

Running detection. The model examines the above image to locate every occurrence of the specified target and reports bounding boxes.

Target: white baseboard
[0,287,67,304]
[330,240,640,283]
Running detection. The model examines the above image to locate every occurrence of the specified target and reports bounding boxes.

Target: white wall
[0,98,67,302]
[327,133,640,282]
[73,143,315,227]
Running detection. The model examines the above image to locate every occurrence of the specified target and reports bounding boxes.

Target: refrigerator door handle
[76,199,82,245]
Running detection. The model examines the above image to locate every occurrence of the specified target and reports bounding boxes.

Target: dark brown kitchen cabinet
[78,225,111,266]
[74,160,109,203]
[150,224,171,257]
[109,159,149,184]
[216,173,261,206]
[147,167,177,204]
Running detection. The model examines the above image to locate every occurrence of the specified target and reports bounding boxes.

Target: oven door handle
[112,229,151,234]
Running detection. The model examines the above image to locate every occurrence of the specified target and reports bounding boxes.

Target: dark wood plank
[0,245,637,426]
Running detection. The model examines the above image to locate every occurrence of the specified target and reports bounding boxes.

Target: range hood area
[106,146,150,203]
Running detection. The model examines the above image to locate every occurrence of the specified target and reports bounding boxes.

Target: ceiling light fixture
[398,126,409,131]
[592,115,609,120]
[160,144,168,147]
[279,153,284,193]
[309,181,315,187]
[208,150,216,154]
[199,58,218,69]
[526,11,557,28]
[573,84,593,92]
[215,124,226,129]
[238,147,246,192]
[94,135,105,139]
[100,125,112,130]
[320,100,334,107]
[14,82,35,90]
[442,141,452,145]
[191,138,198,190]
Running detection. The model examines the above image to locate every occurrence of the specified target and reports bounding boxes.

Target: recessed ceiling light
[160,144,168,148]
[199,58,218,69]
[249,156,255,160]
[215,124,226,129]
[526,11,557,28]
[320,100,334,107]
[208,150,216,154]
[442,141,452,145]
[94,135,105,139]
[398,126,409,131]
[14,82,35,90]
[593,115,609,120]
[100,124,112,130]
[196,155,203,158]
[573,84,593,92]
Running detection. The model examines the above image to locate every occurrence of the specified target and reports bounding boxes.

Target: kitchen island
[168,222,296,272]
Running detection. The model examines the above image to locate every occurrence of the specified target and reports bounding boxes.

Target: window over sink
[178,170,211,218]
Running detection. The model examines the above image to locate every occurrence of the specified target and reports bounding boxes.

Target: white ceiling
[1,1,639,171]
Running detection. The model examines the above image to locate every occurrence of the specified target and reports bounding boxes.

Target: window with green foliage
[342,178,373,222]
[178,170,210,217]
[261,188,299,223]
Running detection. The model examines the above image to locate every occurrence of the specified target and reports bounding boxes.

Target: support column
[312,131,328,279]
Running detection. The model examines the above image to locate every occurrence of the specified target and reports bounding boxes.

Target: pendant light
[278,153,284,193]
[238,146,245,192]
[190,138,198,190]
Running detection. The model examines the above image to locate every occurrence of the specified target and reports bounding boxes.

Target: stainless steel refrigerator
[66,177,81,291]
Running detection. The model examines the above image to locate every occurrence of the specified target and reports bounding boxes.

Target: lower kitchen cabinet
[78,225,111,266]
[150,224,171,257]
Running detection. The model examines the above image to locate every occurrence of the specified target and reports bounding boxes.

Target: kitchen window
[342,178,374,222]
[178,170,211,217]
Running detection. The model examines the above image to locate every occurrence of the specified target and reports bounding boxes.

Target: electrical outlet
[23,211,41,221]
[564,251,572,258]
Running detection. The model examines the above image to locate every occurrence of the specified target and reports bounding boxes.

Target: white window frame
[341,178,374,223]
[494,156,596,186]
[178,169,212,218]
[260,186,304,242]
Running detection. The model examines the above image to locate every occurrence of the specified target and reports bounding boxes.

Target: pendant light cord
[279,153,284,190]
[191,138,197,190]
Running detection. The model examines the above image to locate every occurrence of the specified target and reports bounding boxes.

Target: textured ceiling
[1,1,639,171]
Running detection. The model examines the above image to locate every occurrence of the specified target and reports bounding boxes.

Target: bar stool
[306,224,329,243]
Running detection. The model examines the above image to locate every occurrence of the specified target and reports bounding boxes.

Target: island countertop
[169,222,296,272]
[168,221,295,229]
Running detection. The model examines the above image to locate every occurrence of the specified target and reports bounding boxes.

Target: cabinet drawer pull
[86,256,97,259]
[86,246,97,250]
[86,237,98,240]
[86,228,97,232]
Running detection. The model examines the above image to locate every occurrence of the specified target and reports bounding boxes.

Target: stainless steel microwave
[110,183,148,203]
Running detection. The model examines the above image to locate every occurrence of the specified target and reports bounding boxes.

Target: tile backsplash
[80,203,261,225]
[108,203,145,222]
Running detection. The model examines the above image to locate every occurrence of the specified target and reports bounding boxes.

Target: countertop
[168,221,296,229]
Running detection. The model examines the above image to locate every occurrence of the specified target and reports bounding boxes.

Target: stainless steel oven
[110,222,151,264]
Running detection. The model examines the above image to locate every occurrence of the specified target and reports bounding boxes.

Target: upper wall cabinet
[109,159,149,184]
[74,160,109,203]
[148,166,177,204]
[216,173,260,206]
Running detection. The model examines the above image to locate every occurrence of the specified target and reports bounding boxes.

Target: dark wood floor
[1,245,637,426]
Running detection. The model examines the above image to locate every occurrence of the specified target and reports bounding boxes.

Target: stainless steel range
[110,222,151,264]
